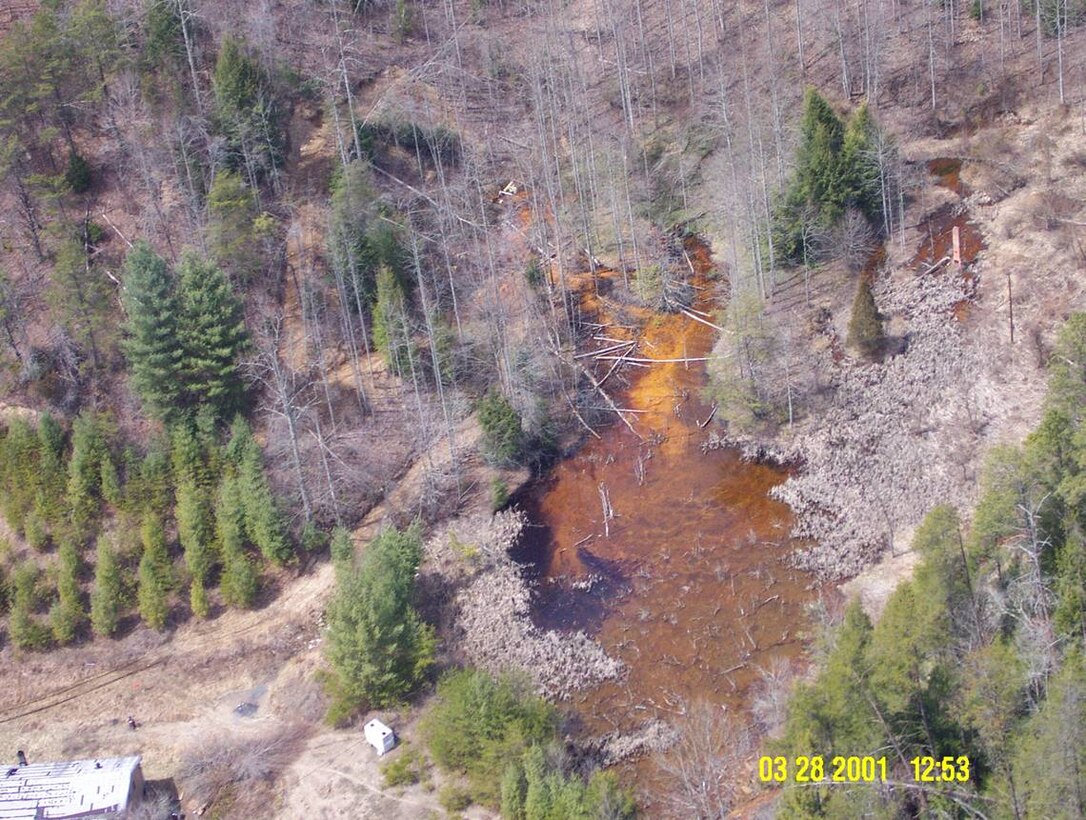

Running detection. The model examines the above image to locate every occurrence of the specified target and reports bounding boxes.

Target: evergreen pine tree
[189,577,210,619]
[501,763,528,820]
[90,537,123,637]
[125,437,172,518]
[330,526,354,575]
[328,161,380,305]
[841,103,883,223]
[217,470,258,608]
[227,417,290,564]
[778,601,880,815]
[1046,313,1086,425]
[1054,527,1086,641]
[213,36,261,131]
[142,0,184,69]
[477,389,525,466]
[170,421,207,488]
[847,277,883,356]
[9,561,51,650]
[122,242,186,420]
[1013,650,1086,818]
[51,539,84,644]
[0,419,39,533]
[177,252,248,419]
[323,525,435,720]
[99,452,122,508]
[212,35,282,175]
[522,745,553,820]
[795,89,847,220]
[206,171,270,283]
[137,516,172,630]
[33,413,67,539]
[23,508,48,551]
[67,412,106,536]
[373,264,412,373]
[177,479,215,589]
[194,405,224,479]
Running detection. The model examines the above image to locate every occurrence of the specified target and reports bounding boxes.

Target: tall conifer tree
[217,469,258,608]
[226,416,290,564]
[137,516,172,630]
[90,537,122,637]
[177,253,248,420]
[122,243,185,420]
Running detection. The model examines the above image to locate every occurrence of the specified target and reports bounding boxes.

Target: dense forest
[772,315,1086,817]
[0,0,1083,816]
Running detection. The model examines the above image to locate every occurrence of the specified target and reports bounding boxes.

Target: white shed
[363,720,396,756]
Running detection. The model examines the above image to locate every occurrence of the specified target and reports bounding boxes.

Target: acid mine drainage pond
[511,236,826,786]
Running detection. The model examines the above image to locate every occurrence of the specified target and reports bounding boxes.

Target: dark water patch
[929,157,971,197]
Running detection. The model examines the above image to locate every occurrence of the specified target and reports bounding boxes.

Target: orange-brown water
[514,238,823,801]
[915,159,986,322]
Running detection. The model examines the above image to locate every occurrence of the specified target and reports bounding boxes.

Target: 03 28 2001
[757,755,890,783]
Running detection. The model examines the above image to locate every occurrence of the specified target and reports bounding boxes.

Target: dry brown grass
[176,722,310,815]
[266,668,328,725]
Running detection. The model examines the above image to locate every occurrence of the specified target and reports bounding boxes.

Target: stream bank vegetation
[768,313,1086,817]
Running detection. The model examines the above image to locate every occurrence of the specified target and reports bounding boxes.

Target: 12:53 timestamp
[911,755,970,783]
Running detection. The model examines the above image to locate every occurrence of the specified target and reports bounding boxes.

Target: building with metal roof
[0,755,143,819]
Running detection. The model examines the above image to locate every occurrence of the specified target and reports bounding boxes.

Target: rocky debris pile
[700,430,800,466]
[436,509,624,699]
[577,719,680,767]
[425,508,529,575]
[769,265,985,578]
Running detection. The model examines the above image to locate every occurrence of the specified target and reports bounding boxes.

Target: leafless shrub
[750,657,795,737]
[581,719,680,768]
[832,208,877,273]
[1065,149,1086,171]
[1033,191,1081,231]
[656,701,754,819]
[176,722,309,814]
[125,792,175,820]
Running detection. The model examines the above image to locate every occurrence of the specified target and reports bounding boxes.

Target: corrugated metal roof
[0,756,141,819]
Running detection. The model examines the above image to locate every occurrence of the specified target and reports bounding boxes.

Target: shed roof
[364,719,392,736]
[0,756,141,819]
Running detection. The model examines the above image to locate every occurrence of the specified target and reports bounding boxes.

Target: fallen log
[680,308,726,332]
[594,355,727,363]
[682,249,697,278]
[696,403,718,428]
[563,391,602,440]
[596,353,630,387]
[919,255,951,275]
[573,341,635,359]
[573,358,643,439]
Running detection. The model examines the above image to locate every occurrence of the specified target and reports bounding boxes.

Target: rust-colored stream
[512,238,823,801]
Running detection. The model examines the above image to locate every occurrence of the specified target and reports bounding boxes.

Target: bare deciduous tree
[657,701,755,819]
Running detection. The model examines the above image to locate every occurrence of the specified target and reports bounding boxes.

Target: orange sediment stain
[515,234,825,802]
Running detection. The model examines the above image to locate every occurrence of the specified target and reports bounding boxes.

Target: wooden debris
[680,307,726,332]
[697,403,718,428]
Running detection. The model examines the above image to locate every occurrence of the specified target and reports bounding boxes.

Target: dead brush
[176,722,309,814]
